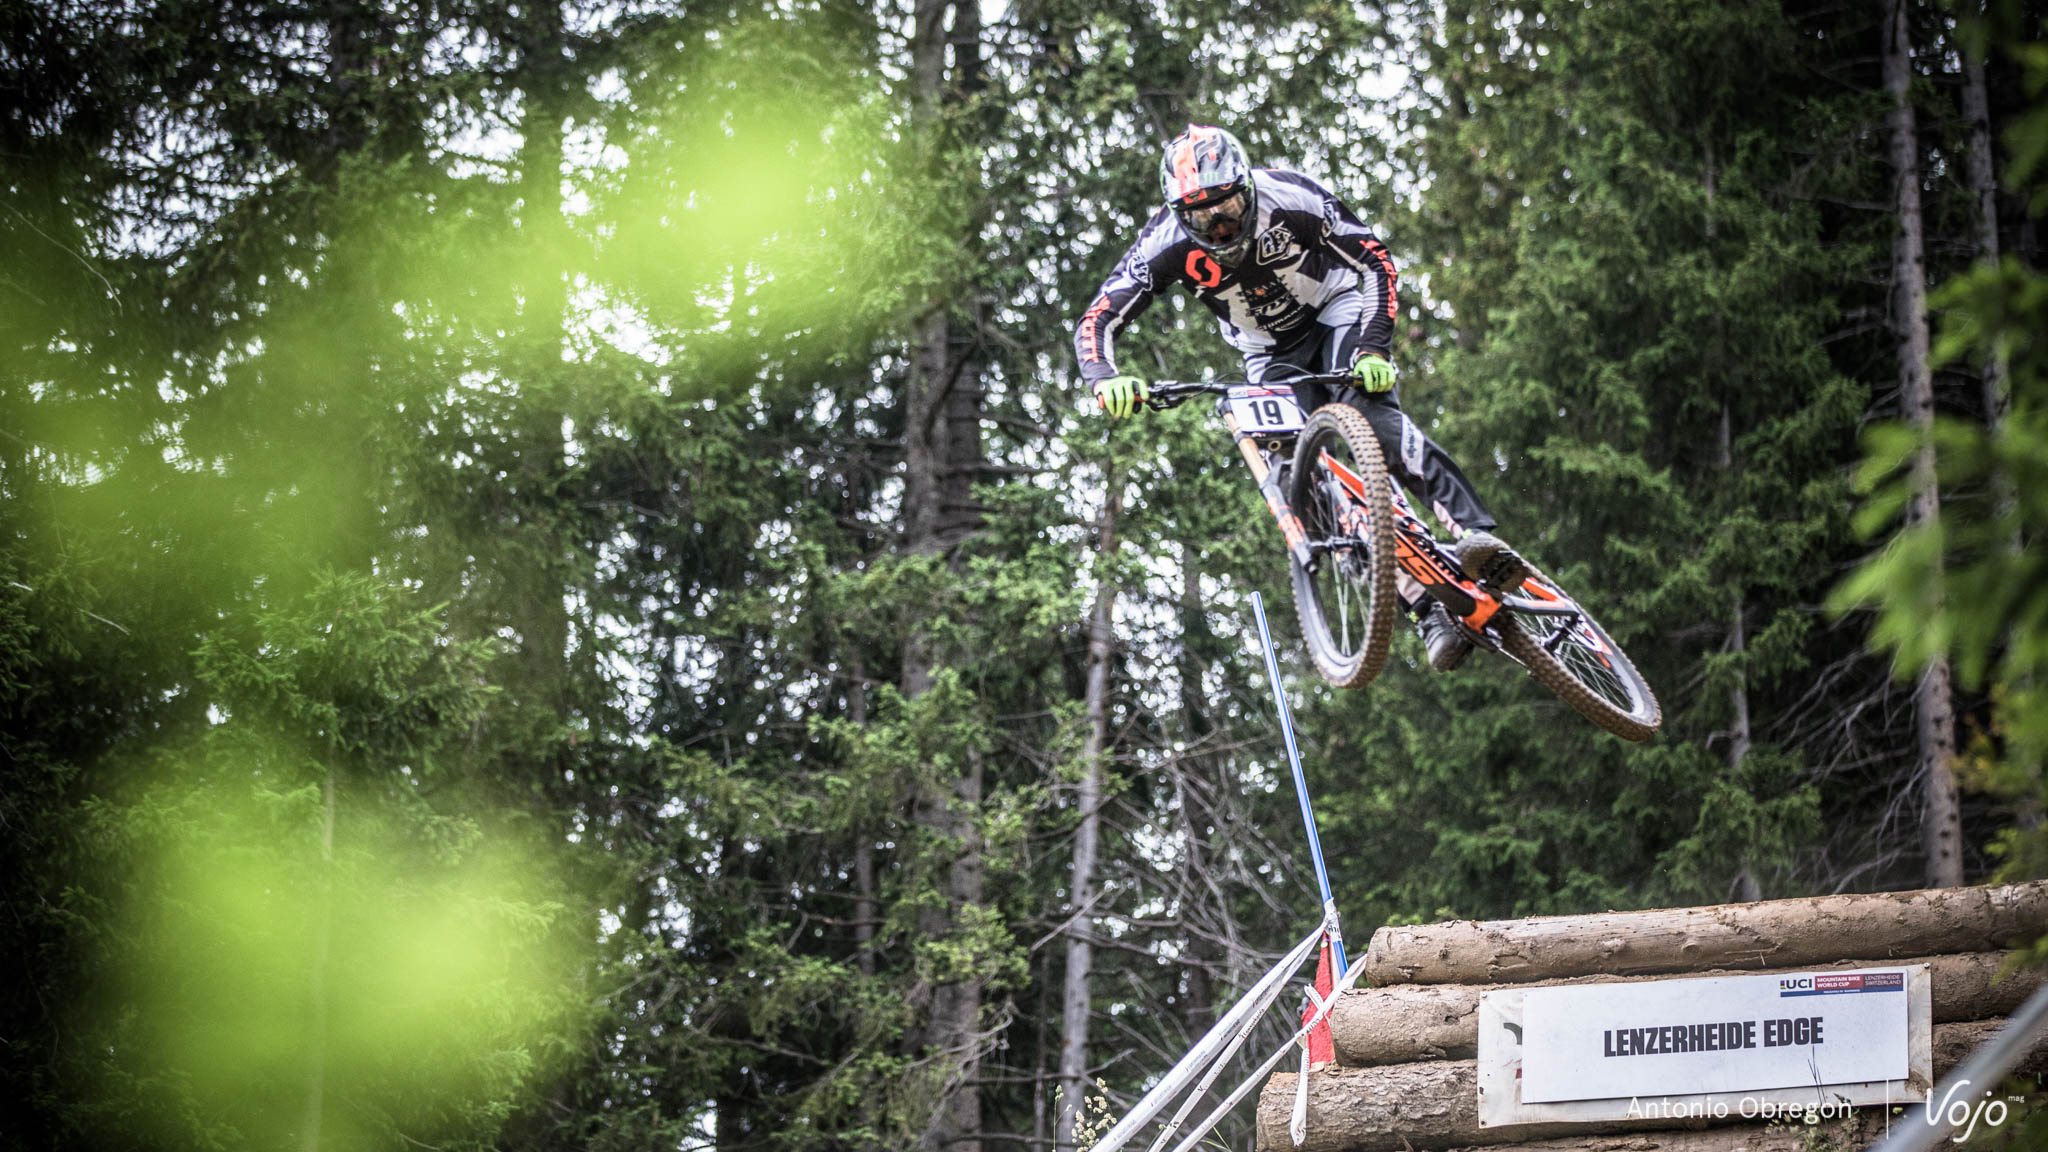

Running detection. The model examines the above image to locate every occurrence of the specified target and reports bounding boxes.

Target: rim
[1301,437,1379,664]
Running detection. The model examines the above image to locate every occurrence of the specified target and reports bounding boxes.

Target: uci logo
[1780,977,1813,991]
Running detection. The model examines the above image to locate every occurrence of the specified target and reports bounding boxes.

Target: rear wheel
[1496,566,1661,741]
[1288,405,1397,689]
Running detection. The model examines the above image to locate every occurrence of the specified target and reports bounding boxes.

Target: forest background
[6,0,2048,1149]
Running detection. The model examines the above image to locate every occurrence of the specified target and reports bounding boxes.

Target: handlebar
[1144,380,1231,409]
[1143,370,1355,411]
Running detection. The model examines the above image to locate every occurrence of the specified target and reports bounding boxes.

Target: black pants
[1245,327,1498,536]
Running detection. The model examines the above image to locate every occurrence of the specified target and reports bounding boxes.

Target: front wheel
[1288,405,1397,689]
[1496,566,1662,741]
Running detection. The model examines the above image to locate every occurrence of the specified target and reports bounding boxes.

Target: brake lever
[1143,380,1188,411]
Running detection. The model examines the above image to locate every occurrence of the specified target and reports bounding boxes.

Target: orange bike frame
[1317,449,1505,633]
[1209,382,1601,654]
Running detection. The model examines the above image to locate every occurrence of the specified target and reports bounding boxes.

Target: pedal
[1479,552,1531,594]
[1455,530,1531,594]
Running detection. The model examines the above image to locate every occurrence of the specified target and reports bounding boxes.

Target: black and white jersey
[1075,169,1399,386]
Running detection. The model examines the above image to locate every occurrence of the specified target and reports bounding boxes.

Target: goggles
[1179,185,1252,248]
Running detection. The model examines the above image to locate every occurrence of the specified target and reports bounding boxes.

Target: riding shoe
[1455,529,1531,593]
[1415,602,1473,673]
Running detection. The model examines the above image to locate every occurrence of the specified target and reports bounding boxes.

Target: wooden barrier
[1331,951,2043,1066]
[1257,1019,2047,1151]
[1435,1121,1884,1151]
[1255,882,2048,1151]
[1364,881,2048,987]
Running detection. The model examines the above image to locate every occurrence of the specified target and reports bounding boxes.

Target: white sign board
[1523,968,1909,1101]
[1477,965,1932,1128]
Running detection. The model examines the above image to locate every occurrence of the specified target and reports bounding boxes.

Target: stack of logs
[1256,882,2048,1151]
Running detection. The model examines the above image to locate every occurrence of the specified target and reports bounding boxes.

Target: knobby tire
[1496,563,1662,741]
[1288,404,1397,689]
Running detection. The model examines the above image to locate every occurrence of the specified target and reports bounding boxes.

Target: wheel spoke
[1565,643,1632,711]
[1314,485,1360,659]
[1494,563,1659,739]
[1527,613,1639,714]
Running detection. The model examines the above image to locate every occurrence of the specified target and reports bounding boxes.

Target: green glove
[1093,375,1150,419]
[1352,352,1398,393]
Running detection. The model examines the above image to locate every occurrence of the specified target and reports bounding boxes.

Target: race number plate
[1226,385,1305,435]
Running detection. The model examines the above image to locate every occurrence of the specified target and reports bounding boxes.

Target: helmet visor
[1181,186,1252,249]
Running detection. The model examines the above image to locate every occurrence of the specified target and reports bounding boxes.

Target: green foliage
[49,576,588,1152]
[1836,264,2048,892]
[193,575,497,775]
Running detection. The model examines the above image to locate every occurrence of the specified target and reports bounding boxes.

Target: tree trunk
[1177,541,1214,742]
[1176,542,1221,1036]
[850,654,877,979]
[1056,466,1121,1151]
[1725,592,1752,772]
[1961,23,2004,428]
[300,769,337,1152]
[1717,407,1753,774]
[300,7,378,1139]
[1706,155,1757,903]
[923,747,987,1152]
[898,4,988,1149]
[898,0,959,560]
[515,0,572,728]
[1364,880,2048,986]
[902,309,953,569]
[1724,587,1760,907]
[1720,403,1760,905]
[1884,0,1963,890]
[1959,13,2022,569]
[1329,950,2042,1067]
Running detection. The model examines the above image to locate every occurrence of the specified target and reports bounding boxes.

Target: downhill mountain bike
[1144,371,1662,742]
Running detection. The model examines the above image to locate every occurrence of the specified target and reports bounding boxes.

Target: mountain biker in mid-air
[1074,123,1527,673]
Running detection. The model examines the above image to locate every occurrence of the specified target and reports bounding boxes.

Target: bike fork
[1257,469,1317,571]
[1230,423,1317,571]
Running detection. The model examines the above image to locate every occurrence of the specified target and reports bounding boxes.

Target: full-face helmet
[1160,125,1257,265]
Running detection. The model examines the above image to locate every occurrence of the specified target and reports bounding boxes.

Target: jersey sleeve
[1074,237,1167,387]
[1299,175,1400,358]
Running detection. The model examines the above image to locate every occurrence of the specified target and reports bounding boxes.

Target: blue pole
[1248,591,1347,974]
